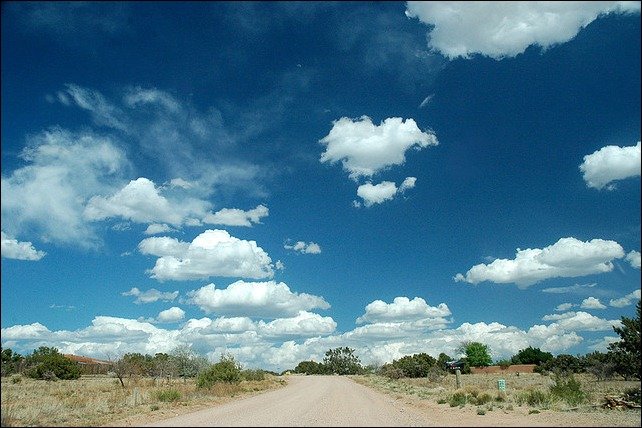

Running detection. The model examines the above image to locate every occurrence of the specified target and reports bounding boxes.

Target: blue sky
[1,1,640,372]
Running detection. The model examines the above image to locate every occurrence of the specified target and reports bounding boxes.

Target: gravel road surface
[143,375,427,427]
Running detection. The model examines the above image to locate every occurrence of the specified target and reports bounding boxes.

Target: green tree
[323,347,363,375]
[1,347,24,377]
[607,300,640,380]
[196,353,241,389]
[391,353,437,378]
[170,346,208,381]
[294,360,328,375]
[24,347,81,380]
[459,342,492,367]
[511,346,553,365]
[437,352,452,369]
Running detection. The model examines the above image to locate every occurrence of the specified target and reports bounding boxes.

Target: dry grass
[1,374,286,427]
[352,372,641,412]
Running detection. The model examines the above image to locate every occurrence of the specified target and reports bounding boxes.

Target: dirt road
[142,375,427,427]
[139,375,641,427]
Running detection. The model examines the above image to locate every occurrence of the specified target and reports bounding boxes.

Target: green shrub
[475,393,492,405]
[518,389,551,407]
[449,392,468,407]
[196,354,241,389]
[24,347,81,380]
[549,373,586,406]
[153,388,181,402]
[241,369,266,381]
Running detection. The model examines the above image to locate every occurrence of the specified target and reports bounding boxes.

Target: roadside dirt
[112,375,640,427]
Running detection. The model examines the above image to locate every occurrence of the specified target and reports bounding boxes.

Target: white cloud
[1,128,128,247]
[580,297,606,310]
[406,1,641,60]
[258,311,337,338]
[144,224,175,235]
[84,177,211,227]
[1,322,50,339]
[541,311,621,331]
[579,141,641,190]
[541,282,597,294]
[284,241,322,254]
[1,231,46,260]
[187,280,330,318]
[356,177,417,207]
[203,205,269,227]
[555,303,575,311]
[139,229,274,281]
[625,250,641,269]
[454,237,625,288]
[122,287,179,304]
[609,289,641,307]
[356,297,451,324]
[157,307,185,323]
[319,116,437,180]
[63,84,128,131]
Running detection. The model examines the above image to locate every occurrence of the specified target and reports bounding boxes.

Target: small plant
[437,398,447,404]
[10,375,22,384]
[549,373,586,406]
[622,387,641,405]
[529,409,540,414]
[518,389,551,408]
[150,405,160,411]
[475,393,492,405]
[477,408,486,415]
[241,369,265,381]
[449,391,468,407]
[153,388,181,402]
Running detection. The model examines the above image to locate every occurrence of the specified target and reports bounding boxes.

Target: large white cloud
[319,116,437,180]
[579,141,641,190]
[356,297,451,324]
[139,229,274,281]
[1,295,630,373]
[1,231,46,260]
[405,1,641,60]
[1,128,128,247]
[187,280,330,318]
[580,297,606,310]
[203,205,269,227]
[356,177,416,207]
[454,237,625,287]
[84,177,211,226]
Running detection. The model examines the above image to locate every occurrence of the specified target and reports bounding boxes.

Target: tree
[437,353,452,369]
[24,347,81,380]
[391,353,437,378]
[323,347,363,375]
[1,347,24,377]
[608,300,641,380]
[196,353,241,388]
[511,346,553,365]
[170,346,208,381]
[294,360,328,375]
[459,342,492,367]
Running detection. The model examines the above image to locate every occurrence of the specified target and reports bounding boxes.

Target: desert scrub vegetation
[352,371,641,413]
[1,372,285,426]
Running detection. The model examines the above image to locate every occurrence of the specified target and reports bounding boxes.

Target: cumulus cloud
[541,311,621,331]
[284,241,322,254]
[1,231,46,260]
[85,177,211,227]
[555,303,574,312]
[356,297,451,324]
[187,280,330,318]
[144,224,175,235]
[579,141,641,190]
[625,250,641,269]
[122,287,179,304]
[203,205,269,227]
[580,297,606,310]
[405,1,641,60]
[258,311,337,338]
[157,307,185,323]
[356,177,417,207]
[609,289,641,307]
[454,237,625,288]
[139,229,274,281]
[319,116,437,180]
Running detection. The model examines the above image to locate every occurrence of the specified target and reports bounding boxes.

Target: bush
[449,392,468,407]
[518,389,551,407]
[241,369,266,381]
[623,387,641,405]
[24,347,81,380]
[153,388,182,402]
[549,373,586,406]
[196,354,241,389]
[379,364,404,379]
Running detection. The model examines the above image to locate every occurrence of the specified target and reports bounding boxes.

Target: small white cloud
[454,237,625,288]
[157,307,185,323]
[541,282,597,294]
[356,296,451,324]
[1,231,46,260]
[122,287,179,304]
[579,141,641,190]
[418,94,433,108]
[609,289,641,308]
[144,223,175,235]
[580,297,606,310]
[275,260,285,270]
[356,177,417,207]
[319,116,437,180]
[406,2,641,60]
[203,205,268,227]
[555,303,574,312]
[284,241,322,254]
[625,250,641,269]
[139,229,274,281]
[187,280,330,318]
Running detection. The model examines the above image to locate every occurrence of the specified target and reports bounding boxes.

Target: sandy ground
[114,375,640,427]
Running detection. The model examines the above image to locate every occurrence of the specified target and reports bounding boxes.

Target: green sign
[497,379,506,391]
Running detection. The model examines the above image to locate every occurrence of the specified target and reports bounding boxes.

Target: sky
[1,1,640,373]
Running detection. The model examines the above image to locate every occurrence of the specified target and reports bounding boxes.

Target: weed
[153,388,182,403]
